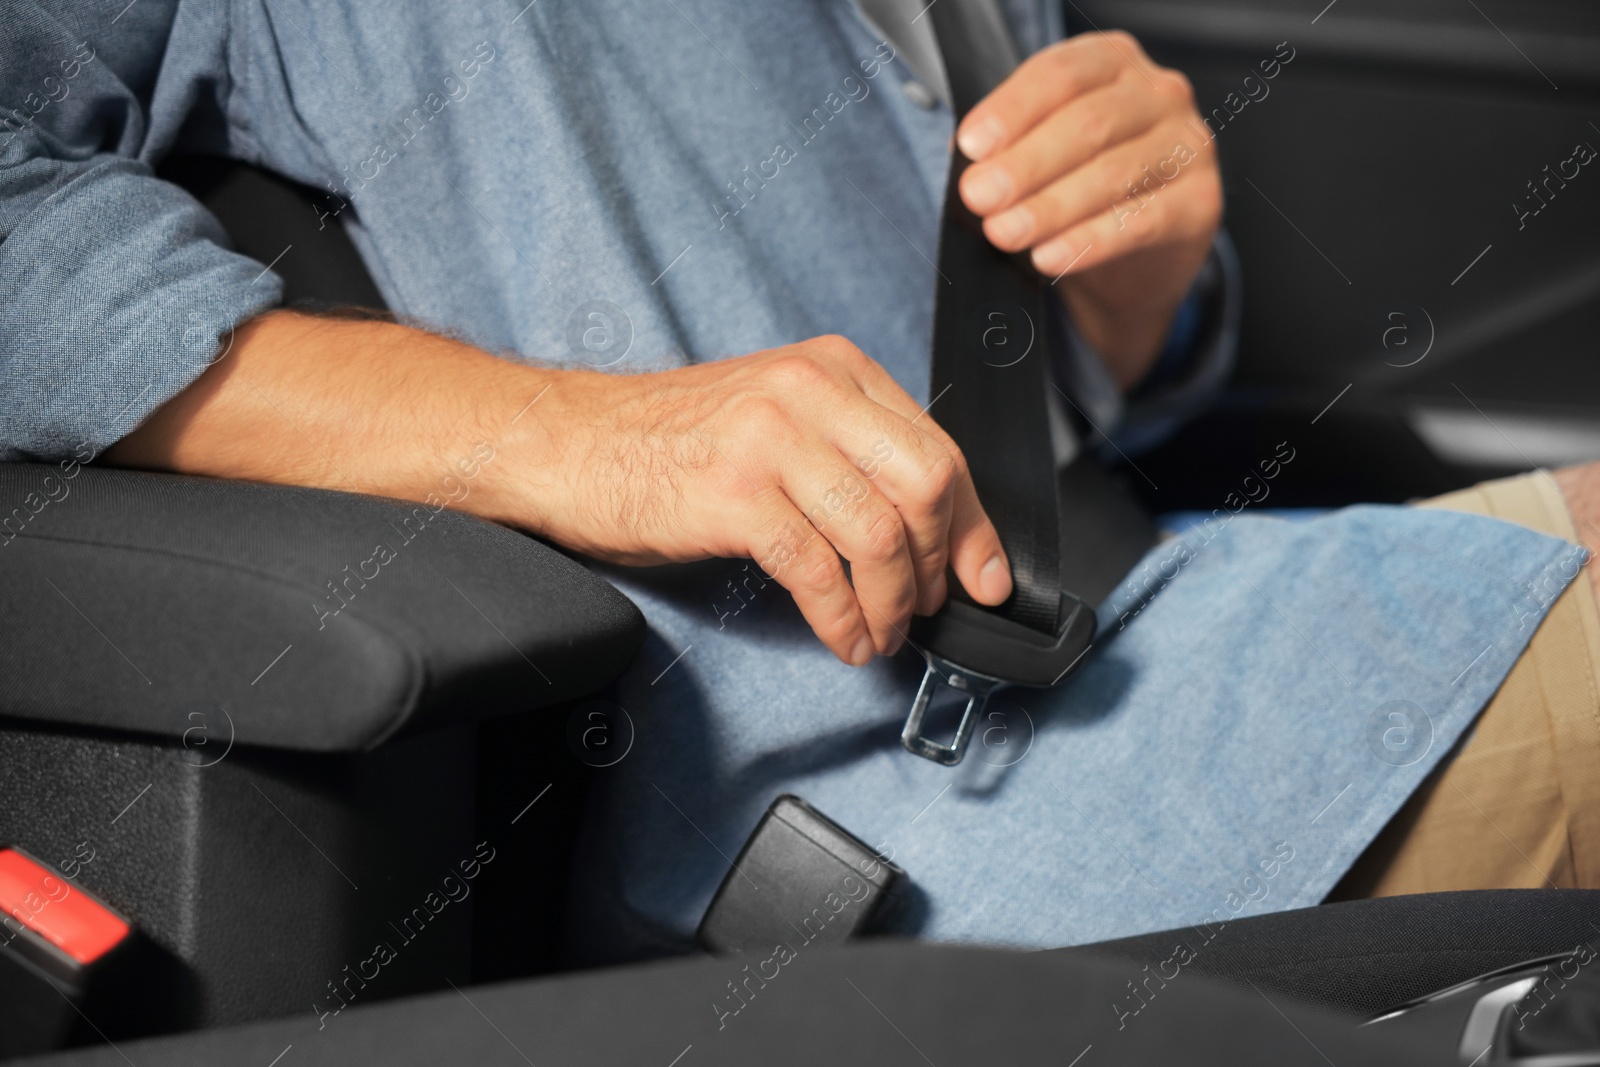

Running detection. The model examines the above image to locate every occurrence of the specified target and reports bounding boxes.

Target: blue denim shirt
[0,0,1579,963]
[0,0,1227,461]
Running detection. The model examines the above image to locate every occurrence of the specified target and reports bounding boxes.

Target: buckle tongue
[901,654,1005,765]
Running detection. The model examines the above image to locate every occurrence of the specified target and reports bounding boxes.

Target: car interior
[3,0,1599,1063]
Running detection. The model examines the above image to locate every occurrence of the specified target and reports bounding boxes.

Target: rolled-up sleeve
[0,0,282,462]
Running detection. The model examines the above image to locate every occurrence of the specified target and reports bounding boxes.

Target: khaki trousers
[1332,471,1600,898]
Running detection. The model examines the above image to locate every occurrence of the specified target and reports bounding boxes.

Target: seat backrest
[158,155,388,311]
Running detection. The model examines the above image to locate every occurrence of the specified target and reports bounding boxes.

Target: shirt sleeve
[0,0,283,463]
[1052,229,1242,457]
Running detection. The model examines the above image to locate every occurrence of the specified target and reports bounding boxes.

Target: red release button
[0,848,129,965]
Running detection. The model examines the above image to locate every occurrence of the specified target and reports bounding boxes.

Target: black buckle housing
[697,795,903,955]
[902,593,1096,764]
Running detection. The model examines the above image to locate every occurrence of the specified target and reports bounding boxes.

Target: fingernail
[986,207,1030,247]
[957,115,1004,160]
[979,555,1013,603]
[1031,241,1070,276]
[962,167,1012,214]
[850,635,876,667]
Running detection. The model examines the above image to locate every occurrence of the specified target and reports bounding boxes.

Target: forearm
[104,310,551,529]
[1054,235,1214,392]
[102,314,1016,666]
[1058,284,1177,390]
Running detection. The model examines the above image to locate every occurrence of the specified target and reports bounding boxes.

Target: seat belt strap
[925,0,1062,635]
[857,0,1018,109]
[899,0,1101,764]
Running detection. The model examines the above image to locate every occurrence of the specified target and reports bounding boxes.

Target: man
[2,0,1594,960]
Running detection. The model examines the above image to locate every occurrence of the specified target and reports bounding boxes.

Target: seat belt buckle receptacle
[698,795,904,955]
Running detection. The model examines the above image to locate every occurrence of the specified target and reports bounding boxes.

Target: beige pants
[1332,471,1600,898]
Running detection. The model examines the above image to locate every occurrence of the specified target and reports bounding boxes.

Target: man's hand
[954,31,1222,387]
[527,335,1012,664]
[107,314,1012,667]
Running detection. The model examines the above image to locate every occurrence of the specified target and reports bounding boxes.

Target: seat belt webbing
[924,0,1064,636]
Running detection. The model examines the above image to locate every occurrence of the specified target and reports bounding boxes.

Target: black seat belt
[900,0,1148,764]
[926,0,1064,636]
[697,5,1162,947]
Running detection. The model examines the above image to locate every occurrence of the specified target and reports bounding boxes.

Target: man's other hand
[954,31,1223,387]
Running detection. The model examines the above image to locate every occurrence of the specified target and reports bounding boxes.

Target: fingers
[992,128,1203,259]
[960,75,1165,221]
[1029,147,1221,277]
[780,429,1011,661]
[831,350,1014,612]
[749,494,876,666]
[716,338,1016,666]
[955,34,1128,161]
[787,448,920,656]
[950,27,1216,291]
[828,407,958,618]
[945,463,1013,607]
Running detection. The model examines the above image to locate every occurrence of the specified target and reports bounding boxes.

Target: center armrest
[0,463,644,751]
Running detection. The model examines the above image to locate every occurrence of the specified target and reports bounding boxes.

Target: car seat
[2,156,1594,1064]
